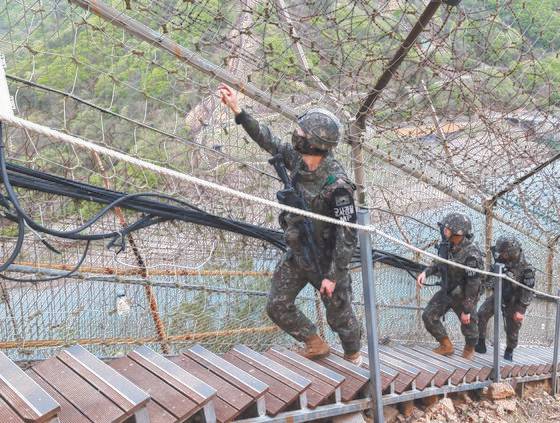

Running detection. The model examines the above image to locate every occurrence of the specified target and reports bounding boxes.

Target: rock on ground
[393,384,560,423]
[488,382,516,400]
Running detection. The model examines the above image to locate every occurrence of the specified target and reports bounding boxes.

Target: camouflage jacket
[489,253,535,314]
[425,238,483,314]
[235,110,357,285]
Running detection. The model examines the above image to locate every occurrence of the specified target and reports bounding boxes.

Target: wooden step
[223,345,311,415]
[111,345,217,423]
[184,344,268,419]
[265,346,344,408]
[519,346,556,372]
[30,345,150,423]
[0,351,60,423]
[385,345,455,387]
[411,345,491,382]
[170,353,255,422]
[378,346,438,389]
[329,347,398,394]
[316,352,370,401]
[469,350,515,379]
[508,347,550,374]
[484,346,536,377]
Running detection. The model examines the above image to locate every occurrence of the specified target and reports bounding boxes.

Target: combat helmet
[440,212,473,238]
[295,108,343,152]
[495,235,522,263]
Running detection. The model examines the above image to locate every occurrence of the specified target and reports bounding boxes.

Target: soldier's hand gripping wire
[218,83,363,365]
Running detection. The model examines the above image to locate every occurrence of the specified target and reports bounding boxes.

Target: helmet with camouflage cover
[495,235,522,263]
[440,212,473,238]
[295,108,343,152]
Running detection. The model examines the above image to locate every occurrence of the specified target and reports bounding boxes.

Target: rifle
[436,222,450,292]
[489,246,512,304]
[268,154,323,291]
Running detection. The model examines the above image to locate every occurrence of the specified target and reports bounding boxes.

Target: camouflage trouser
[422,289,479,346]
[477,295,521,349]
[266,254,362,355]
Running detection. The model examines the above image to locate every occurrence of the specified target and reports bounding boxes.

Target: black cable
[371,249,426,273]
[369,249,442,286]
[0,124,25,272]
[0,129,224,242]
[0,123,107,275]
[3,159,281,246]
[105,215,169,252]
[0,212,25,272]
[2,162,286,249]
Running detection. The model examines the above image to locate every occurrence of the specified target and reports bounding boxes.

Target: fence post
[552,289,560,397]
[483,200,495,272]
[357,209,384,423]
[493,263,504,383]
[545,236,559,339]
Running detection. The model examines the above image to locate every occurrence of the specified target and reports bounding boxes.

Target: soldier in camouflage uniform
[475,236,535,361]
[218,83,362,364]
[417,213,483,359]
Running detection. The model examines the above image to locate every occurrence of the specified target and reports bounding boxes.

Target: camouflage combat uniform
[235,110,362,355]
[422,238,484,346]
[477,254,535,349]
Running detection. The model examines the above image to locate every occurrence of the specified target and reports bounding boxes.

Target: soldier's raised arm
[218,83,298,169]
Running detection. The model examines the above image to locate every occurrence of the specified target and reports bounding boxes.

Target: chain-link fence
[0,0,558,361]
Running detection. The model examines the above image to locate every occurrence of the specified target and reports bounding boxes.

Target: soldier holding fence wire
[218,83,362,365]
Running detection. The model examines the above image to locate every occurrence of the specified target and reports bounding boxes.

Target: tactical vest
[281,153,355,265]
[444,240,483,294]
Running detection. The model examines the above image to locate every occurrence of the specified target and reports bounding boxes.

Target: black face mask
[498,251,519,264]
[291,131,327,155]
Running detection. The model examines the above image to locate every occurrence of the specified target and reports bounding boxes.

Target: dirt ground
[388,382,560,422]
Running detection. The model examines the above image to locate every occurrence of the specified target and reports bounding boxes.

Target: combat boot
[298,334,330,359]
[344,352,363,367]
[462,345,475,360]
[503,347,513,361]
[475,338,487,354]
[433,336,454,356]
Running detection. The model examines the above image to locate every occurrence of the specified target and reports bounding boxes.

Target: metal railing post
[483,200,495,274]
[357,209,384,423]
[545,236,559,338]
[493,263,504,382]
[552,289,560,396]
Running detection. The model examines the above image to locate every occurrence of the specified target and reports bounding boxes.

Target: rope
[1,112,557,301]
